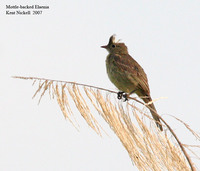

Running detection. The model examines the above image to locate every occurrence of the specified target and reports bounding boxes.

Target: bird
[101,35,163,131]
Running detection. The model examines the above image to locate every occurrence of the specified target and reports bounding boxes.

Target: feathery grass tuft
[13,76,199,171]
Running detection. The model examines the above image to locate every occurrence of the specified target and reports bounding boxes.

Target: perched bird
[101,35,163,131]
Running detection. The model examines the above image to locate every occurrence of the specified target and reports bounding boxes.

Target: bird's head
[101,35,128,54]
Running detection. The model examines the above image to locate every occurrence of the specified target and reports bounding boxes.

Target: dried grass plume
[13,76,200,171]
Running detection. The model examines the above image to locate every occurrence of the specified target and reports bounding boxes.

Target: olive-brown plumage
[101,35,163,131]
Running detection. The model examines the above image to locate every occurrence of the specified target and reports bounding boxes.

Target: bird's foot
[122,93,128,101]
[117,91,124,99]
[117,92,128,101]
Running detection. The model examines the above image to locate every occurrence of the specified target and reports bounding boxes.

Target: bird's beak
[101,45,108,49]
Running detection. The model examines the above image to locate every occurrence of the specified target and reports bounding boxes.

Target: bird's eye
[112,44,116,48]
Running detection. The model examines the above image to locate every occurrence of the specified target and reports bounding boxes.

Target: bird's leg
[117,91,124,100]
[121,89,138,102]
[129,89,138,95]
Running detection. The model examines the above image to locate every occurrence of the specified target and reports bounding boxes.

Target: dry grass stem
[13,76,199,171]
[169,115,200,141]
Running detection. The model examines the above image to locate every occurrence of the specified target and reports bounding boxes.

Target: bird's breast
[106,55,138,93]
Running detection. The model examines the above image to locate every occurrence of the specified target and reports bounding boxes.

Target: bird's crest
[109,34,121,44]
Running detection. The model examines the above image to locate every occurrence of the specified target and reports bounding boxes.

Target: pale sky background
[1,0,200,170]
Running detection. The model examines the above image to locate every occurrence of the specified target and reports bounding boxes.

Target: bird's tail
[142,97,163,131]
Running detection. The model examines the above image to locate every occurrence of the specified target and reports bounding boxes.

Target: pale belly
[106,63,138,93]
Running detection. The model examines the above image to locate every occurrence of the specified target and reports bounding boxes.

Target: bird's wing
[112,54,150,95]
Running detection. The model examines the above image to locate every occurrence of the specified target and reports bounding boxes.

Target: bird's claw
[122,93,128,101]
[117,92,128,101]
[117,92,123,99]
